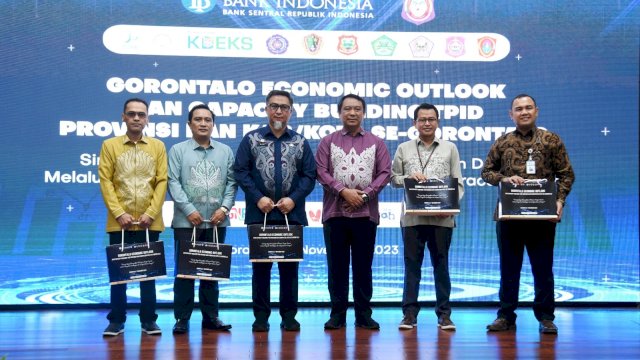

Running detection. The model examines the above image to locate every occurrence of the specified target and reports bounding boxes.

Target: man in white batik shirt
[316,94,391,330]
[168,104,237,334]
[390,103,464,332]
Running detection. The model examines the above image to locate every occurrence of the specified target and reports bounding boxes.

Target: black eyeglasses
[267,103,292,112]
[125,111,147,119]
[416,117,438,124]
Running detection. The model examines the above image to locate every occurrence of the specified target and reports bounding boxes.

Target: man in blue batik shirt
[234,90,316,332]
[168,104,237,334]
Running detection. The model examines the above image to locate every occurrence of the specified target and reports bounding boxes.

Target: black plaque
[176,238,232,281]
[498,179,558,220]
[248,224,303,262]
[105,241,167,285]
[403,177,460,215]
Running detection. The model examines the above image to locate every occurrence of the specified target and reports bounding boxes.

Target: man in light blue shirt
[168,104,237,334]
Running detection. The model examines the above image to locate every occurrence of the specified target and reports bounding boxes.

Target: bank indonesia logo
[304,34,322,55]
[402,0,436,25]
[267,35,289,55]
[409,36,434,58]
[446,36,465,58]
[477,36,496,58]
[338,35,358,55]
[182,0,215,14]
[372,35,397,56]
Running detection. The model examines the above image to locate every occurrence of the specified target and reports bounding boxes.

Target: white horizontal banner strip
[104,25,509,62]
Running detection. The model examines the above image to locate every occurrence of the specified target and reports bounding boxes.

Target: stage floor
[0,307,638,359]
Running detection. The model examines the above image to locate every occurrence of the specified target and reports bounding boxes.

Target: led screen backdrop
[0,1,638,305]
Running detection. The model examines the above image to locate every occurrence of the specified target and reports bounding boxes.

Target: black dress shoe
[141,321,162,335]
[355,317,380,330]
[103,322,125,336]
[539,320,558,334]
[252,320,270,332]
[202,317,232,331]
[172,319,189,334]
[280,318,301,331]
[324,317,346,330]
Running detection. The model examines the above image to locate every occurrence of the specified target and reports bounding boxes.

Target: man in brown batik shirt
[481,94,575,334]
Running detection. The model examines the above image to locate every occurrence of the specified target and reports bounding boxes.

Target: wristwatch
[220,206,229,215]
[361,193,369,203]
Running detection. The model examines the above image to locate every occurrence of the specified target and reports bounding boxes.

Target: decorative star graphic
[515,54,522,61]
[67,44,75,52]
[601,127,610,136]
[153,61,159,67]
[66,205,75,212]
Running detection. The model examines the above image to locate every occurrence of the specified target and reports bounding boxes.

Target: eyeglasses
[125,111,147,119]
[416,117,438,124]
[267,103,292,112]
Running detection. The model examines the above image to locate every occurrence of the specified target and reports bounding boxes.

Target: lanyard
[416,140,438,175]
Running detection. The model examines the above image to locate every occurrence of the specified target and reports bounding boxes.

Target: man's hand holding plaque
[403,177,460,216]
[498,178,558,220]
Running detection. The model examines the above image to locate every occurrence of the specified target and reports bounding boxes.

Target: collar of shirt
[514,126,538,138]
[188,138,214,150]
[415,137,441,148]
[122,135,149,145]
[260,125,293,140]
[340,127,366,136]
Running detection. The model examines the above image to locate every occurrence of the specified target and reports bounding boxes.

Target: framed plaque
[498,179,558,220]
[248,224,303,262]
[106,241,167,285]
[176,238,232,281]
[403,177,460,215]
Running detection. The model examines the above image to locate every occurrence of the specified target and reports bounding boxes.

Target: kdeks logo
[182,0,215,14]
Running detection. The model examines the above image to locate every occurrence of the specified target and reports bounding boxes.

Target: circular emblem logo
[266,35,289,55]
[182,0,215,14]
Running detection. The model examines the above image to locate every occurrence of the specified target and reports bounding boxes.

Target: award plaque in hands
[106,241,167,285]
[498,179,558,220]
[248,224,303,262]
[176,238,232,281]
[403,177,460,216]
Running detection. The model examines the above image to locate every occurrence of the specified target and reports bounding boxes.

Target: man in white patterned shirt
[316,94,391,330]
[391,103,464,331]
[168,104,237,334]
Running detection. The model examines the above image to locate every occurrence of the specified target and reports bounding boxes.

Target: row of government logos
[104,25,510,62]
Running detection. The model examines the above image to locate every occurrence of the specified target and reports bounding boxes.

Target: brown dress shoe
[486,317,516,331]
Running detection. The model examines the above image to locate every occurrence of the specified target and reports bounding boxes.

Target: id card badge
[526,160,536,174]
[526,149,536,174]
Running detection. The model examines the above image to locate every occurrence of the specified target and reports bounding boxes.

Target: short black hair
[511,94,537,108]
[413,103,439,121]
[338,94,366,113]
[123,98,148,113]
[188,104,214,123]
[266,90,293,105]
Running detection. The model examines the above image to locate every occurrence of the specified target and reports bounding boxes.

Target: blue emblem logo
[182,0,215,14]
[267,35,289,55]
